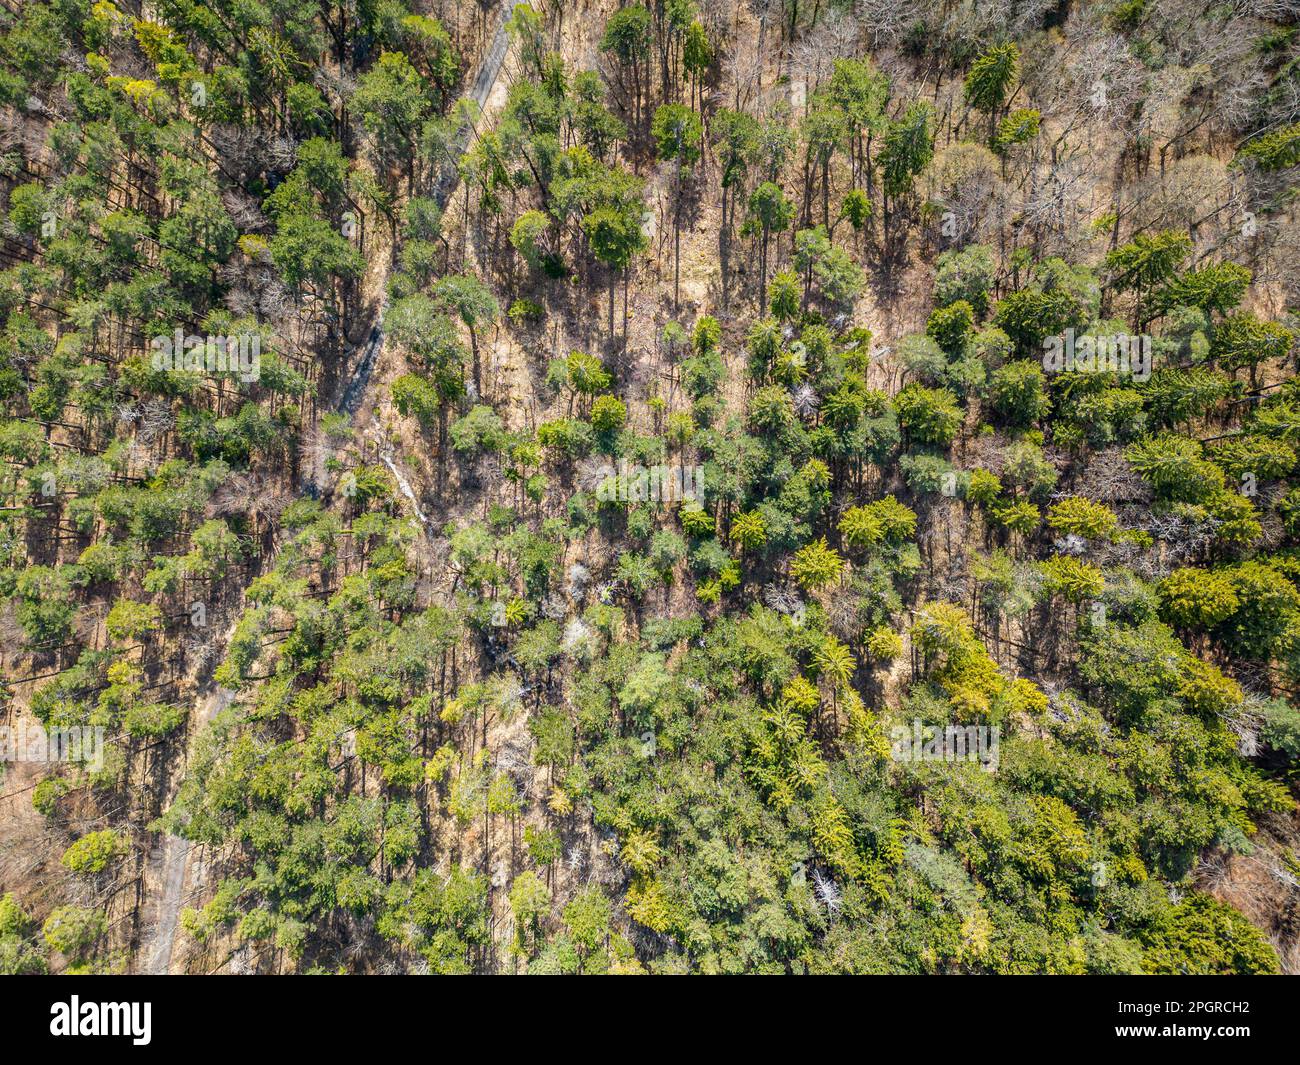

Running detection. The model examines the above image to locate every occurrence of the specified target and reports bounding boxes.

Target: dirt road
[133,5,520,975]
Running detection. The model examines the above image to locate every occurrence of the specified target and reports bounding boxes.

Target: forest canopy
[0,0,1298,978]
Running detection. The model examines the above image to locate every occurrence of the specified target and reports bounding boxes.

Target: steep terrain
[2,0,1300,976]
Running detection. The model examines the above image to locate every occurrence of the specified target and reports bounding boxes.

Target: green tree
[682,22,712,110]
[600,4,652,125]
[562,885,611,972]
[1140,894,1280,975]
[1211,312,1294,387]
[430,274,500,398]
[61,830,127,876]
[791,538,846,590]
[987,360,1050,427]
[894,384,962,446]
[879,102,934,208]
[1045,497,1119,542]
[42,906,106,964]
[590,394,627,433]
[1235,123,1300,171]
[509,871,551,958]
[1155,262,1250,317]
[1104,230,1191,326]
[510,208,552,271]
[828,57,889,193]
[584,199,648,340]
[994,108,1040,155]
[768,269,801,322]
[926,300,975,354]
[652,103,703,310]
[964,44,1020,140]
[730,510,767,553]
[352,51,433,190]
[746,181,795,301]
[935,244,996,317]
[392,373,441,428]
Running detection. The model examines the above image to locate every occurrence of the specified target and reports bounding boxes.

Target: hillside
[2,0,1300,976]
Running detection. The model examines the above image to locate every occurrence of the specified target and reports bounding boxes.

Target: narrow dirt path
[336,4,516,425]
[136,679,236,974]
[361,4,519,531]
[132,6,519,975]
